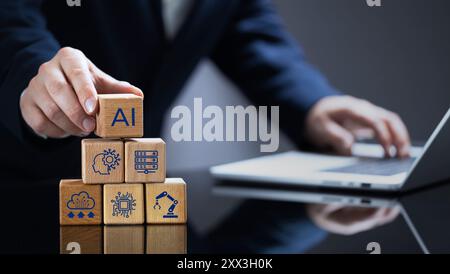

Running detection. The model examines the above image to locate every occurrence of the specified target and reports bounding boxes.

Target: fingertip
[341,147,353,156]
[78,132,91,137]
[134,87,144,98]
[120,81,144,98]
[55,133,71,139]
[131,85,144,98]
[382,145,391,158]
[84,97,97,115]
[327,122,354,156]
[36,132,48,140]
[398,145,411,158]
[377,135,392,158]
[344,140,354,155]
[82,117,96,132]
[337,137,354,156]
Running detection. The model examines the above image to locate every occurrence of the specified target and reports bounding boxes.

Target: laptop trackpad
[323,158,417,176]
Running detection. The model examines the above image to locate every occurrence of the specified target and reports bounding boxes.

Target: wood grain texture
[60,226,102,254]
[59,179,102,225]
[95,94,143,138]
[146,178,187,224]
[125,138,166,183]
[82,139,124,184]
[146,225,187,254]
[104,226,145,254]
[103,184,145,225]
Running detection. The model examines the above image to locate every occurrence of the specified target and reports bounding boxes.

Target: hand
[20,47,143,139]
[306,204,400,235]
[305,95,411,157]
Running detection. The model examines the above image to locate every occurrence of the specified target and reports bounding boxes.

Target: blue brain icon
[67,191,96,210]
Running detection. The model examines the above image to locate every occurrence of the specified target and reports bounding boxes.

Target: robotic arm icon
[153,191,179,218]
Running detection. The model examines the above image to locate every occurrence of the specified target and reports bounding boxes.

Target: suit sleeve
[211,0,340,146]
[0,0,60,142]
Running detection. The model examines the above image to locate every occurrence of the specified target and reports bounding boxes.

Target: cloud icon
[67,191,96,210]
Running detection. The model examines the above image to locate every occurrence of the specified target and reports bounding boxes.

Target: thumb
[323,121,355,155]
[91,64,143,97]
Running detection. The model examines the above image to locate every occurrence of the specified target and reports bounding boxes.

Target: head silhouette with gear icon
[92,149,121,175]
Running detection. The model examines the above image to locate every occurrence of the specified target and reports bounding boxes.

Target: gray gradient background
[163,0,450,171]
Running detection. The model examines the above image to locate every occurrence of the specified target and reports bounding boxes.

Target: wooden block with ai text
[146,178,187,224]
[82,139,124,184]
[104,226,145,254]
[125,138,166,183]
[95,94,143,138]
[59,179,102,225]
[103,184,145,225]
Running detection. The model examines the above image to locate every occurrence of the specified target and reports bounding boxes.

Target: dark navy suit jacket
[0,0,337,179]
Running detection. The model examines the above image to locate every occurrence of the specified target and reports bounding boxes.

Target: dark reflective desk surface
[1,168,449,254]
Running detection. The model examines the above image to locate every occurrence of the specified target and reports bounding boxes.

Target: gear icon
[102,149,120,170]
[92,148,121,175]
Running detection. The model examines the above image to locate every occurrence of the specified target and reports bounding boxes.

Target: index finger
[383,111,411,158]
[339,108,393,156]
[58,48,98,115]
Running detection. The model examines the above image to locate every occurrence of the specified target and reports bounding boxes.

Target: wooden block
[104,226,145,254]
[59,179,102,225]
[103,184,145,225]
[125,138,166,183]
[82,139,124,184]
[145,178,187,224]
[146,225,187,254]
[60,226,102,254]
[95,94,143,138]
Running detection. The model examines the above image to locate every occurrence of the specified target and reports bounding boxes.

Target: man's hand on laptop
[20,47,143,139]
[305,95,411,158]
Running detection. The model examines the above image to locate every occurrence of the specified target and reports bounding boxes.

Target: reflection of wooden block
[60,226,102,254]
[82,139,124,184]
[125,138,166,183]
[59,179,102,225]
[145,178,187,224]
[146,225,187,254]
[103,184,144,225]
[95,94,143,138]
[104,226,145,254]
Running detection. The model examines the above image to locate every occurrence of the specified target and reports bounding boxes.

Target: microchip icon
[119,200,131,210]
[111,192,136,218]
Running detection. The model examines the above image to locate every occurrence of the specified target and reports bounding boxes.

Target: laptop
[210,107,450,192]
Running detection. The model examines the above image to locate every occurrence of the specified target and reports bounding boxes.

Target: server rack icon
[134,150,158,174]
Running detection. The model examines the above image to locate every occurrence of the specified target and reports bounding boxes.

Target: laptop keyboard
[324,158,417,176]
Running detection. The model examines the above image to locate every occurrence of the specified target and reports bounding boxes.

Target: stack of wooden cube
[59,94,187,226]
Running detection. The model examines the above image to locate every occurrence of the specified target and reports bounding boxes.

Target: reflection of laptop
[211,108,450,191]
[212,184,429,253]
